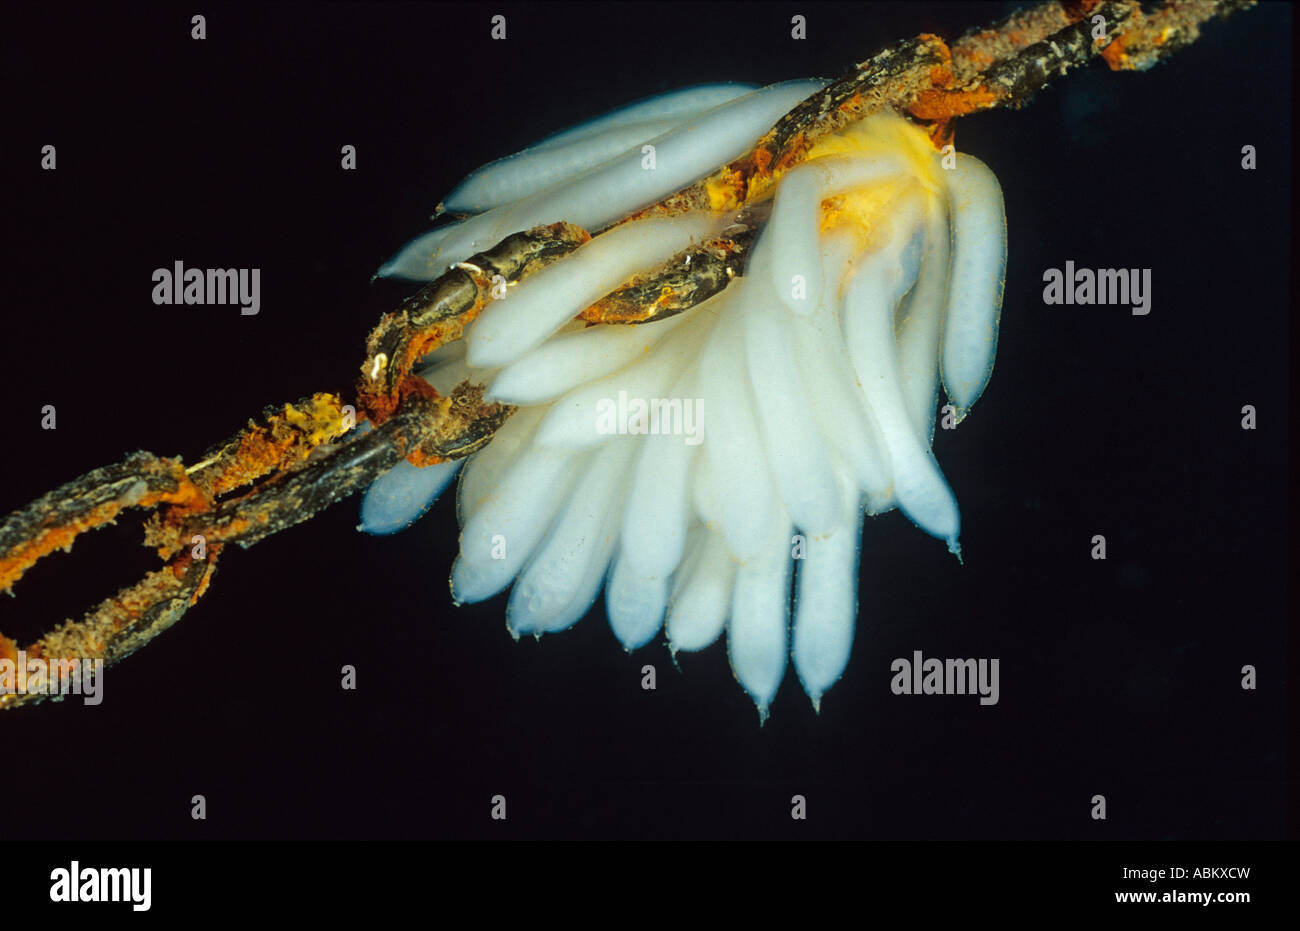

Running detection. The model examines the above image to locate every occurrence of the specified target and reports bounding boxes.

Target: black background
[1,2,1290,840]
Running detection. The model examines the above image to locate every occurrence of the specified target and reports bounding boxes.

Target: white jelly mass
[360,81,1007,719]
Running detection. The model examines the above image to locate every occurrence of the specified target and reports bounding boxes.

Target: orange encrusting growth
[0,468,206,595]
[396,376,449,467]
[0,633,17,667]
[196,393,352,498]
[360,296,488,427]
[0,390,357,696]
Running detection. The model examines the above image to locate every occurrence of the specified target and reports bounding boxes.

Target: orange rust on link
[948,2,1086,83]
[908,84,1002,121]
[621,187,716,224]
[404,448,444,469]
[394,304,484,378]
[364,372,452,467]
[951,32,999,73]
[904,46,1004,122]
[1101,33,1134,69]
[190,546,221,601]
[404,381,515,467]
[0,633,17,666]
[358,221,591,428]
[357,283,490,426]
[188,393,350,499]
[398,372,442,404]
[579,234,754,326]
[709,166,749,213]
[1092,0,1234,74]
[1061,0,1107,18]
[0,459,208,594]
[580,288,673,325]
[926,120,956,150]
[0,553,219,710]
[2,383,383,706]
